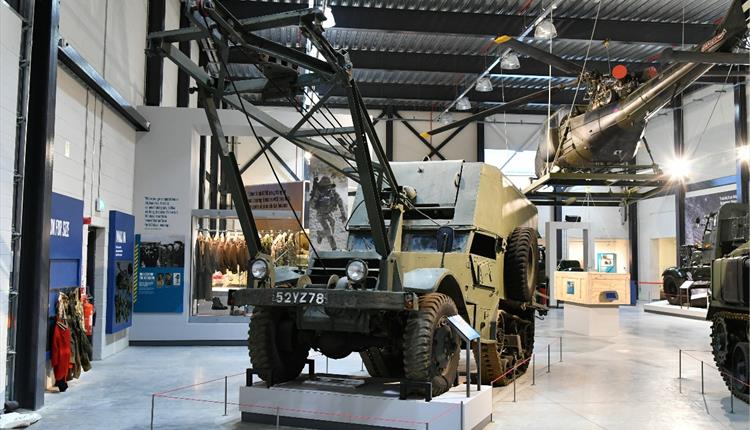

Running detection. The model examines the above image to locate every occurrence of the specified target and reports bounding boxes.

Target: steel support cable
[229,42,358,173]
[547,0,603,175]
[199,15,326,268]
[686,65,734,162]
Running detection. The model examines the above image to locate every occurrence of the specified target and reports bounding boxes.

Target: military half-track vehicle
[662,212,718,306]
[707,203,749,402]
[242,161,542,396]
[150,1,542,398]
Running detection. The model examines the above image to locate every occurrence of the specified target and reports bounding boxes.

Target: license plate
[272,290,327,305]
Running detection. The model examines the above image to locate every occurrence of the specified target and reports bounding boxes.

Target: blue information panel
[106,211,135,334]
[133,234,185,313]
[49,193,84,316]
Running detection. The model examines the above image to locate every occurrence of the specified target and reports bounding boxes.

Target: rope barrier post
[425,422,429,430]
[361,358,364,372]
[559,337,563,362]
[547,344,551,373]
[465,338,471,398]
[460,400,465,430]
[150,394,155,430]
[512,366,517,402]
[326,356,329,374]
[700,361,704,395]
[532,354,536,386]
[276,406,280,429]
[679,349,682,393]
[730,388,734,414]
[224,376,228,416]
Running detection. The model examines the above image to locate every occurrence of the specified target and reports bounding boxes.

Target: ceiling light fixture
[501,52,521,70]
[737,145,750,163]
[664,157,691,181]
[475,76,493,92]
[456,96,471,111]
[439,112,454,125]
[534,19,557,39]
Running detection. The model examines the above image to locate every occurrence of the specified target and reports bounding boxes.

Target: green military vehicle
[240,161,543,396]
[662,212,718,307]
[707,203,749,403]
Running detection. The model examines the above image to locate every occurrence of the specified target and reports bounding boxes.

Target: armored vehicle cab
[237,161,542,396]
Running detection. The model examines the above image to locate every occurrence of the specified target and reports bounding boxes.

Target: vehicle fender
[403,268,470,322]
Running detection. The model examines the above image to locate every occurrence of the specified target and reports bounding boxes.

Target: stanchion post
[547,344,551,373]
[730,389,734,414]
[150,394,155,430]
[224,376,228,416]
[678,349,682,393]
[559,337,562,362]
[512,367,517,402]
[276,406,280,429]
[532,354,536,386]
[326,356,329,374]
[700,361,704,395]
[461,401,465,430]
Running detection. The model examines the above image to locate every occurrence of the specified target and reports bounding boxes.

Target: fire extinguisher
[82,294,95,336]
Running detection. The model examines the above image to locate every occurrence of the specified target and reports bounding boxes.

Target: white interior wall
[53,69,138,359]
[59,0,147,107]
[132,106,263,341]
[161,0,181,108]
[0,1,22,404]
[50,0,149,358]
[683,85,737,183]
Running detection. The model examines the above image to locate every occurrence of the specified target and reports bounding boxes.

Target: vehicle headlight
[346,260,368,283]
[250,259,269,280]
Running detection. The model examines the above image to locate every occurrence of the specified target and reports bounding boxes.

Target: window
[402,231,469,252]
[470,232,497,259]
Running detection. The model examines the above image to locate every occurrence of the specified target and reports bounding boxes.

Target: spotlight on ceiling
[475,76,493,92]
[456,96,471,111]
[534,19,557,39]
[439,113,454,125]
[737,145,750,163]
[664,157,691,181]
[501,51,521,70]
[322,6,336,28]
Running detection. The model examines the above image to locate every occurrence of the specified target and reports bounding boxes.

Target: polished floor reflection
[37,305,748,429]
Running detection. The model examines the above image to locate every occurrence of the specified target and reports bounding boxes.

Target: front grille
[308,257,380,290]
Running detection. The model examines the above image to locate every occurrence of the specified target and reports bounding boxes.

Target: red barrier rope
[154,372,246,396]
[490,356,533,385]
[682,351,750,389]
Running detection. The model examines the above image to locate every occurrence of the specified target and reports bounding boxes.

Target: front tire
[662,272,684,306]
[248,307,309,384]
[403,293,460,397]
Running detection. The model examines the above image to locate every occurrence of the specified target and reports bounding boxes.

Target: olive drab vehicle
[707,203,750,403]
[661,212,718,307]
[150,1,543,398]
[242,161,543,396]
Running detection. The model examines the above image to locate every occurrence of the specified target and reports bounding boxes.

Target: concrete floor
[35,305,748,430]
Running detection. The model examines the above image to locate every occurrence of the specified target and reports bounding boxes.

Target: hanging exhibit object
[106,211,135,333]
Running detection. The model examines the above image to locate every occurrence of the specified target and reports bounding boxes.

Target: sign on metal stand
[447,315,482,398]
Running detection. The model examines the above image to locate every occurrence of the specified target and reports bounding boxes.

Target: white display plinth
[564,303,620,337]
[643,300,708,320]
[239,375,492,430]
